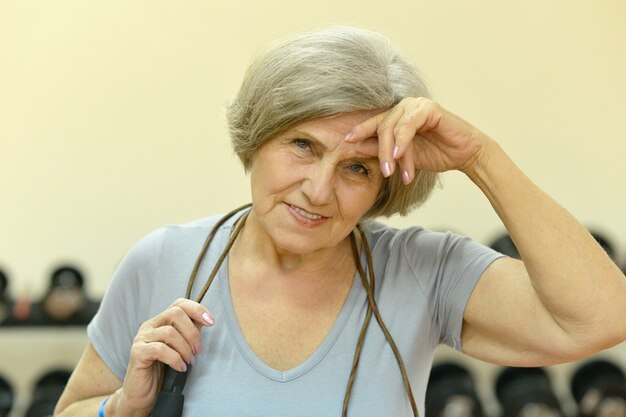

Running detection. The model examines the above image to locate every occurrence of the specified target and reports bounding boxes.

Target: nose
[301,161,335,206]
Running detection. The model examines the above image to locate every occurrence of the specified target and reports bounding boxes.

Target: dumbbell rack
[433,341,626,417]
[0,326,87,417]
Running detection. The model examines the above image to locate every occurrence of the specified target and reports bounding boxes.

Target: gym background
[1,1,625,416]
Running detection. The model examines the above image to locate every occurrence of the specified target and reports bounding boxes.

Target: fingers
[347,97,440,182]
[393,99,439,159]
[347,105,403,177]
[396,143,416,185]
[131,335,190,373]
[131,299,216,372]
[168,297,216,328]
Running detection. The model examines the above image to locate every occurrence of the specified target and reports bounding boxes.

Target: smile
[286,203,328,225]
[291,205,323,220]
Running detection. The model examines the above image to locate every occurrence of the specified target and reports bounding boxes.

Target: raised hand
[346,97,488,183]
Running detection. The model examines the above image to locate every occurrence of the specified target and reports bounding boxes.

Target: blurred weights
[0,269,11,325]
[426,362,485,417]
[0,374,14,417]
[24,369,72,417]
[571,359,626,417]
[38,265,88,323]
[496,367,564,417]
[0,264,99,326]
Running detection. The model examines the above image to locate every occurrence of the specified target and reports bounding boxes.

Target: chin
[269,230,335,256]
[274,237,326,256]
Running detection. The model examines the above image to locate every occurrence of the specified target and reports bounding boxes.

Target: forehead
[297,109,381,135]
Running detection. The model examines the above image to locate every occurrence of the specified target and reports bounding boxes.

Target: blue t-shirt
[88,210,502,416]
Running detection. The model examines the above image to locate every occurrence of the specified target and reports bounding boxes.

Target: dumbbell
[40,266,87,323]
[0,374,14,417]
[426,362,485,417]
[25,369,72,417]
[571,359,626,417]
[496,367,564,417]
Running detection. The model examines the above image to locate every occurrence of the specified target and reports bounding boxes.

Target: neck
[232,209,355,279]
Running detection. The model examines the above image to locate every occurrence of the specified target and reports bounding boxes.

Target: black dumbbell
[571,359,626,417]
[426,362,485,417]
[40,266,88,324]
[0,374,14,417]
[25,369,72,417]
[496,367,565,417]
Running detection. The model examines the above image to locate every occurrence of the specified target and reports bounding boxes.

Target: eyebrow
[289,129,379,163]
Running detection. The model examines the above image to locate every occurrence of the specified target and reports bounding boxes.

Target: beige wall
[1,0,625,297]
[1,1,625,416]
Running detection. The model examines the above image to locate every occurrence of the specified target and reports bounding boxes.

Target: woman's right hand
[117,298,215,414]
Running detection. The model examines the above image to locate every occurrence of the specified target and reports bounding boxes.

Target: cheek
[250,156,306,200]
[337,183,381,219]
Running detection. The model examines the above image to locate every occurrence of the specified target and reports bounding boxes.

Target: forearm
[464,138,626,347]
[55,389,150,417]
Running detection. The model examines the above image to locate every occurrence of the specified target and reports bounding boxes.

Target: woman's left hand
[346,97,488,183]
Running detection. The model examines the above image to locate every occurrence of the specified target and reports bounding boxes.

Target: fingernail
[189,356,196,366]
[202,312,214,326]
[392,146,399,159]
[345,132,353,141]
[195,342,202,354]
[402,170,411,185]
[382,161,391,177]
[180,362,188,372]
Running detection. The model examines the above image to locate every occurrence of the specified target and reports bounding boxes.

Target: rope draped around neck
[184,204,419,417]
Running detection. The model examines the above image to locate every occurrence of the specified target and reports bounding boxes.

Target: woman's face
[248,110,384,256]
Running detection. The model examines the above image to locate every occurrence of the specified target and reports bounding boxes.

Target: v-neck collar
[217,223,363,382]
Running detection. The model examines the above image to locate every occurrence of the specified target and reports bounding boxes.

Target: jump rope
[152,204,419,417]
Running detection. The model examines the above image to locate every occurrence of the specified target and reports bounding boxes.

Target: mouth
[285,203,328,226]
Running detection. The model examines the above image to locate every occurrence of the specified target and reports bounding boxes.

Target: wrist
[106,388,151,417]
[460,137,507,187]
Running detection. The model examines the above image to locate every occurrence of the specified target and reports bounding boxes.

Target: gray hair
[227,26,439,218]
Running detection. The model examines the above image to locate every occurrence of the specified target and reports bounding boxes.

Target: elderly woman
[55,26,626,417]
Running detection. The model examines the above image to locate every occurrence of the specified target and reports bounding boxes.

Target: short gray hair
[227,26,439,218]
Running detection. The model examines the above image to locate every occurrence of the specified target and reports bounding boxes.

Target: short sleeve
[399,229,504,352]
[86,228,165,380]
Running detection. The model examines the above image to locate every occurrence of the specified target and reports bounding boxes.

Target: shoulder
[362,220,457,255]
[119,211,242,274]
[363,220,502,273]
[135,213,238,249]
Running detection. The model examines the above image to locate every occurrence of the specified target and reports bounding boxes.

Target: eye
[293,138,310,150]
[348,163,369,175]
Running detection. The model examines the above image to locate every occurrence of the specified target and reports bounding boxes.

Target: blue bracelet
[98,397,109,417]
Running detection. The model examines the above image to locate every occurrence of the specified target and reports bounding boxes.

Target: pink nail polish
[180,362,188,372]
[383,161,391,177]
[202,312,214,326]
[393,146,399,159]
[402,170,411,184]
[195,342,202,354]
[189,356,196,366]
